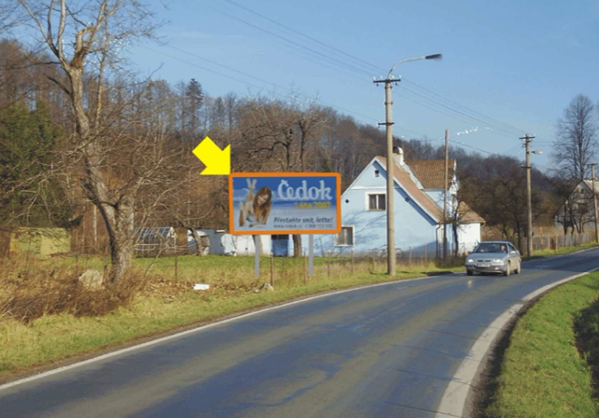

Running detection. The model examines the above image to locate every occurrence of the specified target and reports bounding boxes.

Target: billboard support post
[230,173,340,280]
[309,234,314,275]
[254,235,260,276]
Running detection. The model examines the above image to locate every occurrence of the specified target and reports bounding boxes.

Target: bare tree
[6,0,162,282]
[552,94,597,181]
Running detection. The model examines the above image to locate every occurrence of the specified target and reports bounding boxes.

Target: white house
[554,179,599,233]
[300,148,484,256]
[189,229,273,256]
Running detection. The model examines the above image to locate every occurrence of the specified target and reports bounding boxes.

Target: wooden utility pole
[372,54,442,276]
[443,129,449,260]
[589,164,599,243]
[373,76,397,276]
[521,134,535,257]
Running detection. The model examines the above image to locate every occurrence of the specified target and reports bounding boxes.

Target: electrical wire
[214,0,530,139]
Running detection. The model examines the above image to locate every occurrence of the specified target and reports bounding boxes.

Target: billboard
[229,173,341,235]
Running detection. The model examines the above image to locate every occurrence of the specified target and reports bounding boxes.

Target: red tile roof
[457,201,485,224]
[377,157,443,223]
[407,159,455,189]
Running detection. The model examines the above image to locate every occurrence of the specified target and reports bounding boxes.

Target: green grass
[484,272,599,418]
[531,241,599,258]
[0,254,461,379]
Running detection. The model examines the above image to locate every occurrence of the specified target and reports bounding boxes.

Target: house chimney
[392,146,404,166]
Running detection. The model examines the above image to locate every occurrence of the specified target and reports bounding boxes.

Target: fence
[525,232,593,252]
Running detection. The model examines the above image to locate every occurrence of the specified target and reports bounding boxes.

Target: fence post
[351,250,354,275]
[270,253,274,287]
[371,248,375,273]
[303,251,307,285]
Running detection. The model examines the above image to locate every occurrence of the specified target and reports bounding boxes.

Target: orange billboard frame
[229,172,341,235]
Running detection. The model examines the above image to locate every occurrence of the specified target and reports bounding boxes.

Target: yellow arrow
[192,136,231,175]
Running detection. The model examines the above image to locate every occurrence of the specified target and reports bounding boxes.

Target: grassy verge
[574,295,599,399]
[0,254,461,380]
[531,241,599,258]
[483,272,599,418]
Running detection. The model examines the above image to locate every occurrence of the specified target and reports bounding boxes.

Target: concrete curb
[434,267,599,418]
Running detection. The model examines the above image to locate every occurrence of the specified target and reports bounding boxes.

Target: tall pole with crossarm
[373,53,442,275]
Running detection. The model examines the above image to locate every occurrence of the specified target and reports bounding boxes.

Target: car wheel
[503,262,511,277]
[515,262,521,275]
[467,270,473,276]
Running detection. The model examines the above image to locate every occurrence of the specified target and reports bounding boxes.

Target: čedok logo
[277,180,333,201]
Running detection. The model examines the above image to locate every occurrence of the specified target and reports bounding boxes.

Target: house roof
[582,179,599,194]
[377,157,444,223]
[457,201,485,224]
[407,159,456,189]
[134,227,174,240]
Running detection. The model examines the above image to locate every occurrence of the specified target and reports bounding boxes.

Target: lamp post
[374,53,442,275]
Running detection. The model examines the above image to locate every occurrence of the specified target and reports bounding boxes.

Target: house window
[368,193,386,210]
[335,226,354,246]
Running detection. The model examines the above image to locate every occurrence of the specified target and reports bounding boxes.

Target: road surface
[2,248,599,418]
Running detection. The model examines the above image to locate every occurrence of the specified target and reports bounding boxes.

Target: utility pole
[443,129,449,260]
[521,133,535,257]
[373,53,442,276]
[589,163,599,243]
[373,76,397,276]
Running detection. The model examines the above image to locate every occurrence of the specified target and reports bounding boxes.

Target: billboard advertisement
[229,173,341,235]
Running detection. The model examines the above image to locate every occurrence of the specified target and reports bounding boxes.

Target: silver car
[465,241,521,276]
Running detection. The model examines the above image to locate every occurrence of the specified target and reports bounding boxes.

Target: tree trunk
[101,198,135,282]
[452,220,459,257]
[293,234,302,257]
[189,228,204,256]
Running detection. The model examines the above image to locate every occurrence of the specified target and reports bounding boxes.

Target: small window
[368,194,386,210]
[374,170,380,177]
[335,226,354,246]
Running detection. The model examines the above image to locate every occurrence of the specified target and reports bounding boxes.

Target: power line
[143,45,383,124]
[214,1,529,138]
[150,44,521,149]
[207,5,374,78]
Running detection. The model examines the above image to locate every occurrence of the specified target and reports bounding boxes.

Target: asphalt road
[3,248,599,418]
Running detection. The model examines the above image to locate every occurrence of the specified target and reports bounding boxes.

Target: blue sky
[130,0,599,169]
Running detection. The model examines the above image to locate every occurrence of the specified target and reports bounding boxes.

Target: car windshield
[473,243,507,253]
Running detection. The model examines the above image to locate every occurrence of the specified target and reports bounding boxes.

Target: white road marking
[0,273,455,392]
[434,267,599,418]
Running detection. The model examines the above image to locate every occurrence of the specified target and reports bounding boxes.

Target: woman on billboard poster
[239,179,272,227]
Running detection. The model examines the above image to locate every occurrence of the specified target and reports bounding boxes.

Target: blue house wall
[299,158,456,257]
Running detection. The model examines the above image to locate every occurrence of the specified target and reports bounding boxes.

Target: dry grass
[0,252,461,377]
[0,256,146,323]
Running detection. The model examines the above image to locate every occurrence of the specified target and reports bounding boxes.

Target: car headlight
[466,258,474,264]
[491,259,505,265]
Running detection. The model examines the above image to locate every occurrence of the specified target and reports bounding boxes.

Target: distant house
[554,179,599,233]
[300,148,484,256]
[134,227,177,256]
[4,228,71,258]
[190,230,273,256]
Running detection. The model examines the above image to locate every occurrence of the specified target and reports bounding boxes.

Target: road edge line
[0,272,457,392]
[434,267,599,418]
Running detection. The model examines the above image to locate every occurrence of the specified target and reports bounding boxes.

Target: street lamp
[374,53,442,276]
